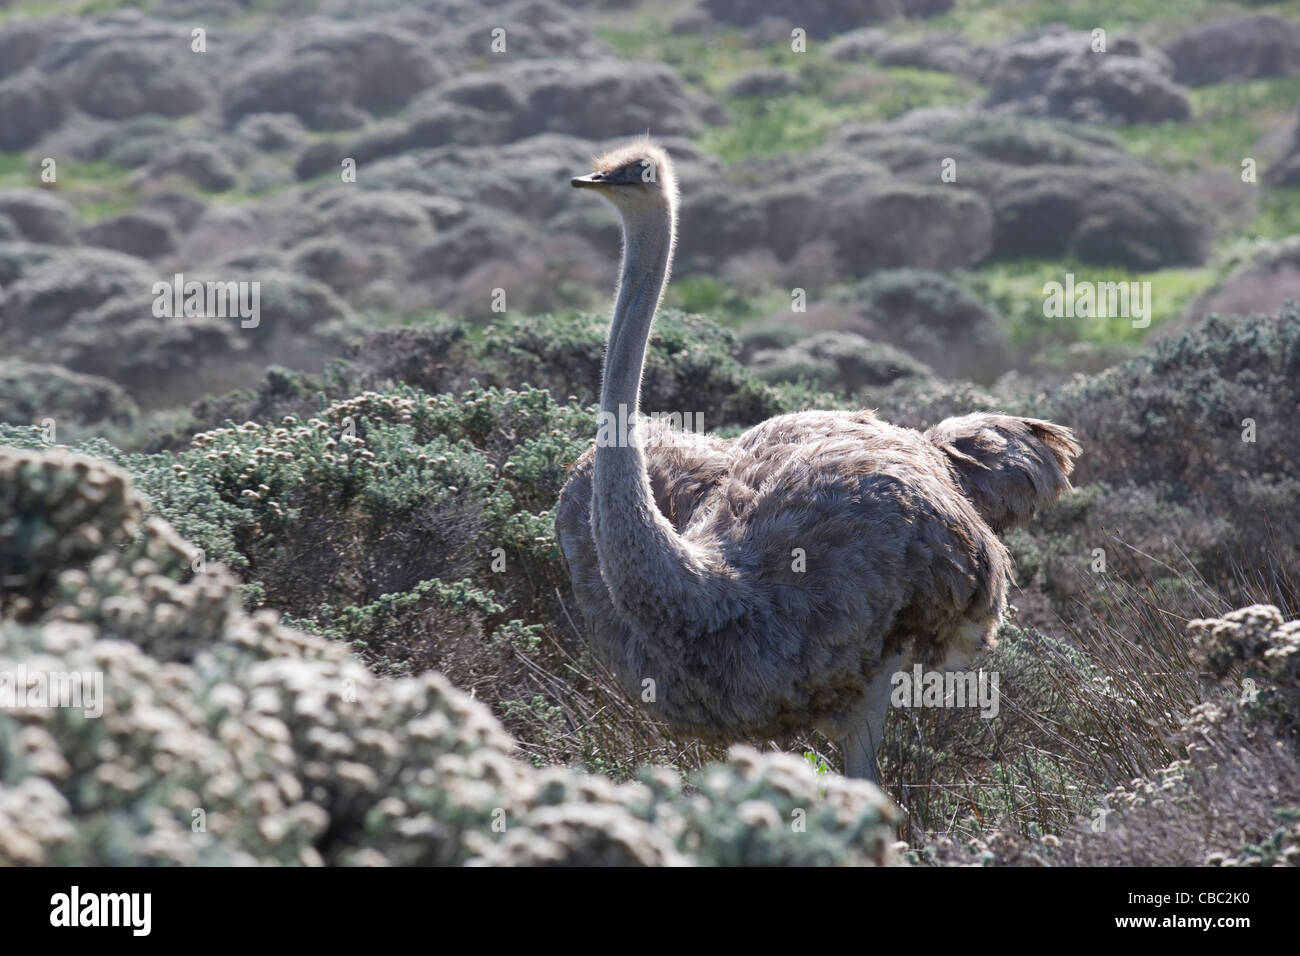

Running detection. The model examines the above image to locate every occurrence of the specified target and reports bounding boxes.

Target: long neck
[599,207,673,417]
[590,203,741,636]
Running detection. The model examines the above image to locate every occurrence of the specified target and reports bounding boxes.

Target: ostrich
[555,139,1079,783]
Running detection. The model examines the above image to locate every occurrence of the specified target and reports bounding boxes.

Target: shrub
[0,445,900,866]
[907,602,1300,866]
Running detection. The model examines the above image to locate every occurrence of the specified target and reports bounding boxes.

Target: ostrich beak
[572,173,611,189]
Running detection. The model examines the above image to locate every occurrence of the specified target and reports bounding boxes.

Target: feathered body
[557,410,1076,742]
[555,139,1079,776]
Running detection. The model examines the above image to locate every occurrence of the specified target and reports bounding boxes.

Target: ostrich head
[571,139,679,218]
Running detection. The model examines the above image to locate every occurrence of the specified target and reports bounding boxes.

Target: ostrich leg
[840,652,904,783]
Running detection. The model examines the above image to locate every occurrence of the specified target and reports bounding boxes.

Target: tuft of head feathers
[589,138,679,209]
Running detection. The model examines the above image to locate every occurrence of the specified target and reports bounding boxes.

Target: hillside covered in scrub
[4,305,1299,865]
[2,0,1300,866]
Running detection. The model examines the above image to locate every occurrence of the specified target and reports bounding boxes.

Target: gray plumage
[555,140,1080,781]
